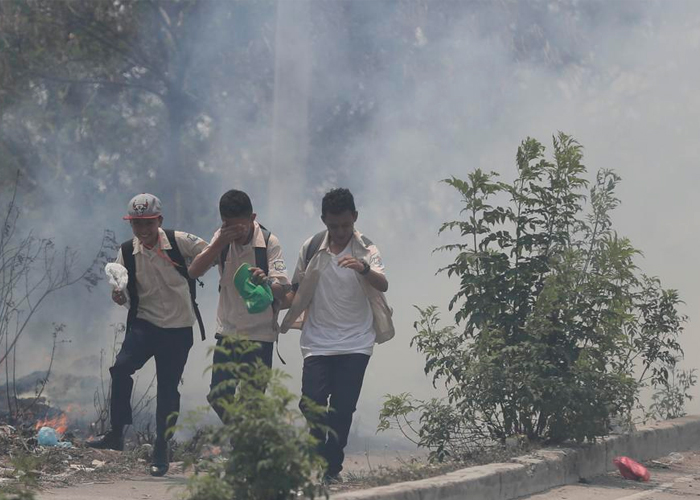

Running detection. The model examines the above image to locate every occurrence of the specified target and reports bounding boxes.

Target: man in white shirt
[281,188,393,483]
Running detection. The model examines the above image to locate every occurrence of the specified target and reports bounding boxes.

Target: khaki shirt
[116,228,207,329]
[214,221,290,342]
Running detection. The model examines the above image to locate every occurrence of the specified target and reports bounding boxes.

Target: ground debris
[0,422,149,487]
[649,451,686,469]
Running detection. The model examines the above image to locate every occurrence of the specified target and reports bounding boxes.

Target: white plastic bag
[105,263,128,291]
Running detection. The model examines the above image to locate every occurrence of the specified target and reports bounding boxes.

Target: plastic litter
[233,263,273,314]
[613,456,650,482]
[105,262,128,291]
[37,426,58,446]
[36,426,72,448]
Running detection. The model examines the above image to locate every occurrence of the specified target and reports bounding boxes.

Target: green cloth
[233,263,274,314]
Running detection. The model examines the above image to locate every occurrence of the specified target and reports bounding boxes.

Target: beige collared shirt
[115,228,207,329]
[213,221,290,342]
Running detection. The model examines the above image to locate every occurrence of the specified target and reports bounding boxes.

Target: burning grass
[34,414,68,435]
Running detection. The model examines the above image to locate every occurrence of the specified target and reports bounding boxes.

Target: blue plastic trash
[37,426,58,446]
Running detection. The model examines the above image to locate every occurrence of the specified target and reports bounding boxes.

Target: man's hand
[337,255,366,273]
[249,267,288,302]
[338,255,388,292]
[112,289,127,305]
[248,266,269,285]
[217,222,243,246]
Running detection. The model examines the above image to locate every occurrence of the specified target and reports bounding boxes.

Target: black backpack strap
[305,231,327,267]
[122,239,138,333]
[291,231,327,293]
[275,341,286,365]
[220,244,230,274]
[218,244,229,293]
[163,229,206,341]
[254,225,271,276]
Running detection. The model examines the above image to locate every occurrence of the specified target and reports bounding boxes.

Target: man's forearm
[363,269,388,292]
[278,290,295,310]
[270,282,288,302]
[188,242,224,279]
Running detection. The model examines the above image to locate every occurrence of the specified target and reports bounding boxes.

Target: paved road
[521,451,700,500]
[36,474,188,500]
[34,450,413,500]
[34,450,700,500]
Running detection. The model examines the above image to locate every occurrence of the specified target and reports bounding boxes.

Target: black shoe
[150,439,169,477]
[86,429,124,451]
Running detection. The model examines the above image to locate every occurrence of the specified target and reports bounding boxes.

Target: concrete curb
[331,415,700,500]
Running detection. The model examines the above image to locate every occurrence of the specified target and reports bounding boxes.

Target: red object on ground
[613,456,651,482]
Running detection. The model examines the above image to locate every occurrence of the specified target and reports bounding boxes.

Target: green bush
[183,338,327,500]
[380,133,691,459]
[645,366,697,422]
[0,489,35,500]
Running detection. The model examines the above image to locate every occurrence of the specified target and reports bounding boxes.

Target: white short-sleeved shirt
[301,242,377,358]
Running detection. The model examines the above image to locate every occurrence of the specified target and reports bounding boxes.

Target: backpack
[121,229,206,340]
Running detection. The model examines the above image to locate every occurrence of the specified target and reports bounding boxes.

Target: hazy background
[2,0,699,450]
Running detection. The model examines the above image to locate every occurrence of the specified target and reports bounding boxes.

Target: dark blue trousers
[299,353,370,476]
[109,318,193,440]
[207,337,274,422]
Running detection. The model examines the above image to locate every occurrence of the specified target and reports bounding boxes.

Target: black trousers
[109,318,193,440]
[207,337,274,422]
[299,353,370,476]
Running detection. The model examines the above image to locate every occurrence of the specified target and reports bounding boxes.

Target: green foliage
[183,338,327,500]
[645,367,697,421]
[0,0,275,223]
[381,133,691,457]
[0,489,35,500]
[9,452,47,488]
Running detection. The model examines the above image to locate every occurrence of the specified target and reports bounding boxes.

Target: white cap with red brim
[123,193,162,220]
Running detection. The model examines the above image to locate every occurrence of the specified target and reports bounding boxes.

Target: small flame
[35,413,68,435]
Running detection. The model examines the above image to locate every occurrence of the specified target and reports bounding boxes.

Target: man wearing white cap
[87,193,207,477]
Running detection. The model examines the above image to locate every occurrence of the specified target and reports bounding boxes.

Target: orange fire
[35,413,68,435]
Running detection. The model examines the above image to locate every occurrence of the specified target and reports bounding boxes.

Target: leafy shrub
[0,489,35,500]
[381,134,691,459]
[183,338,327,500]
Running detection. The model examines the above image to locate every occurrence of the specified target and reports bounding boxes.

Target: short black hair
[321,188,356,218]
[219,190,253,218]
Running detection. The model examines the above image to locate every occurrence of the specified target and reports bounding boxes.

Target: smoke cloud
[6,1,700,448]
